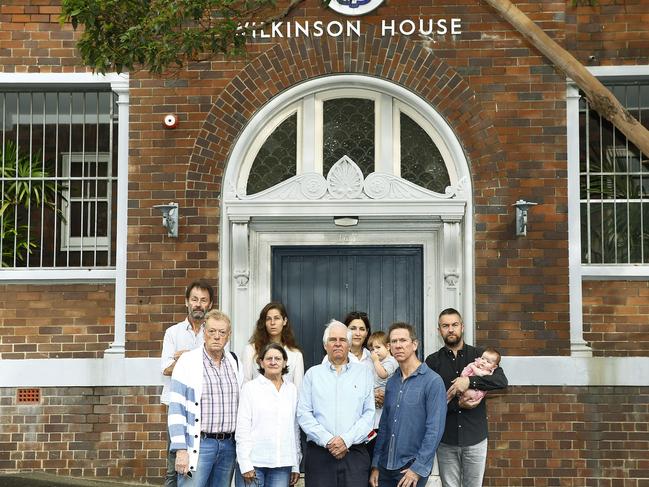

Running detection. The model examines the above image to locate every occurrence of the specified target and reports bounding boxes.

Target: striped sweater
[168,346,243,472]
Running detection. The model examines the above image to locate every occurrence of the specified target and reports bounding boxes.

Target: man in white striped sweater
[168,309,244,487]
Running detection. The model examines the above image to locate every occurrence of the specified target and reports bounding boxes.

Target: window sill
[581,264,649,280]
[0,268,116,283]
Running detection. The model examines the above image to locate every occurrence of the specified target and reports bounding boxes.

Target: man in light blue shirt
[298,320,375,487]
[370,322,447,487]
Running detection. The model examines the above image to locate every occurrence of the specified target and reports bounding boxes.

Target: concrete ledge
[0,472,146,487]
[0,356,648,387]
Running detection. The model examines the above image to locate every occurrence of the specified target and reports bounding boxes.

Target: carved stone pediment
[238,156,462,201]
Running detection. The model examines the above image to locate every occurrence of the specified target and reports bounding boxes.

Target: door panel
[271,245,423,370]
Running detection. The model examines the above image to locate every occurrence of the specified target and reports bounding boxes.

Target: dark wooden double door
[271,245,424,370]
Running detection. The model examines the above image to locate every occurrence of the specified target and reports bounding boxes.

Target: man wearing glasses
[370,322,447,487]
[168,309,243,487]
[160,280,214,487]
[425,308,508,487]
[298,320,375,487]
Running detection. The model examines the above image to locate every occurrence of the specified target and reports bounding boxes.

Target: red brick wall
[583,281,649,357]
[487,386,649,486]
[0,1,84,73]
[565,0,649,66]
[0,284,114,359]
[0,387,166,480]
[1,386,647,485]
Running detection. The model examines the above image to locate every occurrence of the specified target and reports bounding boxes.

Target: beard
[443,333,462,347]
[190,307,206,322]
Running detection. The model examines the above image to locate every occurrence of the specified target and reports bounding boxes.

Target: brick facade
[0,284,115,359]
[1,386,647,485]
[1,0,648,484]
[583,281,649,357]
[0,387,166,479]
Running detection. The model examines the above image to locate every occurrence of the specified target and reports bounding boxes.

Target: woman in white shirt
[236,343,301,487]
[242,302,304,390]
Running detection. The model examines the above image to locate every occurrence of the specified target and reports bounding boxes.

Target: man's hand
[458,395,481,409]
[326,436,349,459]
[446,376,470,401]
[163,350,190,376]
[242,469,256,484]
[397,468,420,487]
[374,388,385,408]
[369,467,380,487]
[290,472,300,485]
[175,450,189,476]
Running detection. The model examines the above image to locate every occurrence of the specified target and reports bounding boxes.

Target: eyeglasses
[205,329,229,338]
[262,356,284,363]
[327,337,349,344]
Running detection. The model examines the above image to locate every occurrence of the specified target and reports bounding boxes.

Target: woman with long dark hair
[344,310,373,368]
[242,302,304,389]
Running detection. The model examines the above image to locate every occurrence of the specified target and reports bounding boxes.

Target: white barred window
[0,88,118,269]
[579,78,649,265]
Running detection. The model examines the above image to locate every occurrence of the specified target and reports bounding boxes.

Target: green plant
[0,141,64,267]
[582,150,649,264]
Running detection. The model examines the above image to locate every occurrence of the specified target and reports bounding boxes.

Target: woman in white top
[236,343,301,487]
[242,302,304,390]
[344,310,373,369]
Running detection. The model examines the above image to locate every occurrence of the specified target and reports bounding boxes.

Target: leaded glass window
[323,98,374,177]
[579,80,649,264]
[400,113,449,193]
[243,90,453,197]
[247,113,297,195]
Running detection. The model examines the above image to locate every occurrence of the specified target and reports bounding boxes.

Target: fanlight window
[244,90,452,196]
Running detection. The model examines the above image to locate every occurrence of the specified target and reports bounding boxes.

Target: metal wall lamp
[513,200,537,237]
[153,202,179,238]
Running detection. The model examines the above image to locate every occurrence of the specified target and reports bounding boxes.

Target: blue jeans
[436,439,488,487]
[377,465,428,487]
[236,466,292,487]
[178,437,236,487]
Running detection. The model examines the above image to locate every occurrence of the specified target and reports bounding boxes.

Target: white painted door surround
[220,74,474,358]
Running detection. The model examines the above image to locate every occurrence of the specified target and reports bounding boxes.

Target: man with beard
[425,308,508,487]
[160,280,214,487]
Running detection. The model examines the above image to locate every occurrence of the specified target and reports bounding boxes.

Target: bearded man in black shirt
[425,308,508,487]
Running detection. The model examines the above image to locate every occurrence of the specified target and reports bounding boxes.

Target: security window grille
[0,89,117,268]
[579,80,649,264]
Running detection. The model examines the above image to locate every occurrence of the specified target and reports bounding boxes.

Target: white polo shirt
[160,318,204,404]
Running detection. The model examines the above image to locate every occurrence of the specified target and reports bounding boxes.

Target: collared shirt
[236,375,302,474]
[425,344,508,447]
[371,363,446,478]
[297,361,375,448]
[201,348,239,433]
[160,319,204,404]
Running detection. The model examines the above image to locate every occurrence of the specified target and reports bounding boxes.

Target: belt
[201,431,234,440]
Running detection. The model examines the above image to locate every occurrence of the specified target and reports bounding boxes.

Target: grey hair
[322,319,352,347]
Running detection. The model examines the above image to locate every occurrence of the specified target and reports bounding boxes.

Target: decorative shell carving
[326,157,364,199]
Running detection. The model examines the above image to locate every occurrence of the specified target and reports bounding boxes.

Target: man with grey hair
[168,309,243,487]
[298,320,375,487]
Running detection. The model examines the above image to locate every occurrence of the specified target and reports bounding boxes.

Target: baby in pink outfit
[455,347,501,408]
